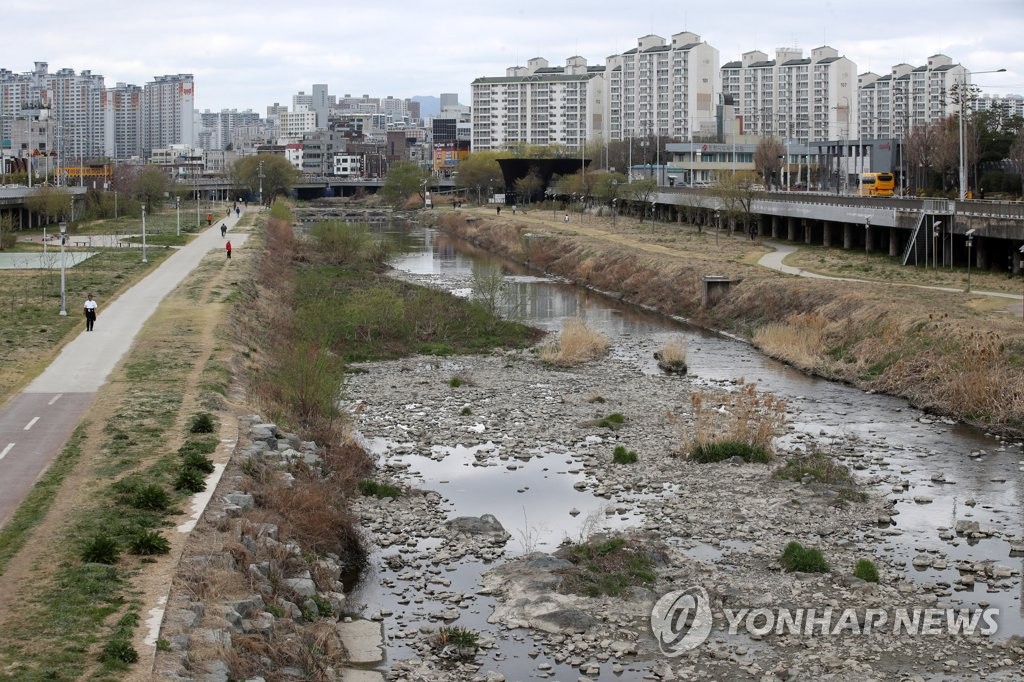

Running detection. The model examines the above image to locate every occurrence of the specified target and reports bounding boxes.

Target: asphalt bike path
[0,211,248,528]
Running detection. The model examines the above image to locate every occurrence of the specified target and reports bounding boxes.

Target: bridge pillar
[977,239,990,270]
[787,217,797,242]
[865,224,873,254]
[770,215,780,239]
[843,223,854,250]
[804,220,813,245]
[889,227,899,257]
[822,221,833,247]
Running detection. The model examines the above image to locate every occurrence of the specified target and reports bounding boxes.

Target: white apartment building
[974,93,1024,118]
[471,56,605,151]
[721,46,856,144]
[333,153,361,177]
[278,109,317,142]
[605,32,720,144]
[143,74,195,157]
[858,55,967,139]
[103,83,143,161]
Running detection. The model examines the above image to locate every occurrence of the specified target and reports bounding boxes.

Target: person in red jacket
[226,240,232,259]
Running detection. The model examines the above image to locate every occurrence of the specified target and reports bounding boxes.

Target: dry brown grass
[658,338,688,366]
[687,380,788,454]
[753,313,829,370]
[539,318,610,366]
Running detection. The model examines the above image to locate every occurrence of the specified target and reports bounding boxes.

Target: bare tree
[1010,129,1024,197]
[754,137,784,189]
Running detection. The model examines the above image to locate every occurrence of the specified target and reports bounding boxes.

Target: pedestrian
[226,240,232,259]
[512,204,517,215]
[221,223,227,238]
[83,293,98,331]
[564,213,570,223]
[207,213,212,226]
[496,205,501,215]
[235,206,240,217]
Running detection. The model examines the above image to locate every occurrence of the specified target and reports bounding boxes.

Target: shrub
[99,639,138,664]
[178,438,218,457]
[691,440,771,464]
[188,412,216,434]
[449,376,463,388]
[128,530,171,556]
[780,541,828,573]
[311,594,334,617]
[434,626,479,652]
[773,451,852,484]
[81,535,120,565]
[182,452,215,474]
[689,382,787,456]
[460,406,472,416]
[854,558,880,583]
[131,483,171,511]
[587,395,606,404]
[612,445,638,464]
[539,318,609,366]
[357,479,401,498]
[558,535,656,597]
[597,413,625,429]
[174,467,207,493]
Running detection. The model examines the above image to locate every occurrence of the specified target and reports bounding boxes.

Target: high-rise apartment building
[471,56,605,151]
[278,109,317,141]
[721,46,856,144]
[142,74,194,157]
[103,83,143,160]
[606,32,720,143]
[858,55,968,140]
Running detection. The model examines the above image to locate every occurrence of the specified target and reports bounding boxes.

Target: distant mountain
[412,95,440,119]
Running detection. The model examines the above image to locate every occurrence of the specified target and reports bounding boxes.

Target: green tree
[513,171,543,205]
[25,186,73,225]
[592,172,628,206]
[381,161,430,207]
[454,152,504,202]
[134,166,169,210]
[231,153,300,204]
[626,176,657,222]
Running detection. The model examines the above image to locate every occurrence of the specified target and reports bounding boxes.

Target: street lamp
[956,68,1006,201]
[58,222,67,316]
[141,204,148,263]
[864,216,871,259]
[965,229,976,292]
[1019,245,1024,319]
[932,220,942,269]
[258,159,265,206]
[612,198,617,227]
[175,196,180,236]
[715,209,720,246]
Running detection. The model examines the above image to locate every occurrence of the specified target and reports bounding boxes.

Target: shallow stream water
[345,223,1023,678]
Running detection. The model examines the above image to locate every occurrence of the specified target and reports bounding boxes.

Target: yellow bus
[859,172,895,197]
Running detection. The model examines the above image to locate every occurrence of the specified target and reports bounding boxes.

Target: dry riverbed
[344,334,1024,681]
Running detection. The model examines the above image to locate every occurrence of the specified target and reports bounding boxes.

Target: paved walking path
[757,241,1024,314]
[0,210,249,527]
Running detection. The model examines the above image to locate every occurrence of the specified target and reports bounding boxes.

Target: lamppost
[258,159,264,206]
[864,216,871,259]
[965,229,976,292]
[175,196,180,236]
[1019,245,1024,319]
[932,220,942,269]
[58,222,67,316]
[715,209,720,246]
[141,204,148,264]
[956,68,1005,201]
[612,198,617,227]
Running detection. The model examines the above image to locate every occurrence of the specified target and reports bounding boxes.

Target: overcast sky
[4,0,1022,113]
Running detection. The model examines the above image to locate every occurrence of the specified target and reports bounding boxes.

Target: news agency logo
[651,584,1000,657]
[650,586,714,656]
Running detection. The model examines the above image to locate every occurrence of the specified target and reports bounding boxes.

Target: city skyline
[4,0,1022,113]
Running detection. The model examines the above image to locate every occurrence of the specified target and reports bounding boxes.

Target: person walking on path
[220,223,227,238]
[225,241,232,260]
[83,293,98,331]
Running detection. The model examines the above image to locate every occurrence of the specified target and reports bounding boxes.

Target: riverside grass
[436,211,1024,436]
